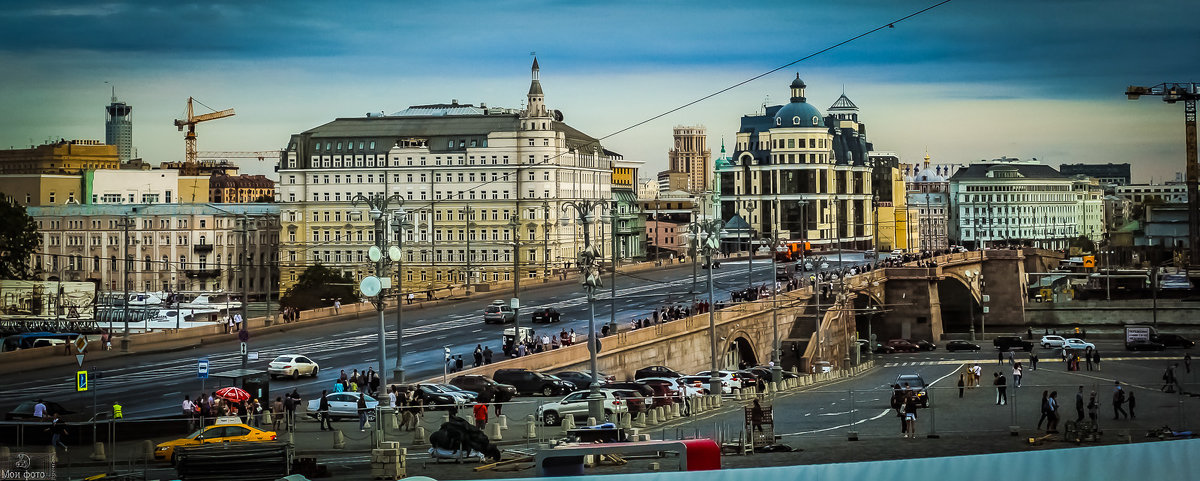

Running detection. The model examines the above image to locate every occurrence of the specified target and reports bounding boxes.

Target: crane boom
[173,97,236,173]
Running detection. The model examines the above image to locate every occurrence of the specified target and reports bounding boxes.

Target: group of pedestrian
[472,344,494,367]
[891,383,921,438]
[334,368,381,397]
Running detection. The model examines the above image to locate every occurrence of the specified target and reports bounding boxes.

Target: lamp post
[686,216,726,397]
[118,215,133,352]
[392,208,413,384]
[763,233,784,383]
[745,202,757,291]
[464,205,474,295]
[353,192,404,383]
[508,215,522,340]
[543,201,550,281]
[563,199,608,422]
[237,214,258,368]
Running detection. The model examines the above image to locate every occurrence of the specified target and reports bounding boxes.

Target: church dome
[914,167,944,183]
[775,101,824,128]
[790,75,806,89]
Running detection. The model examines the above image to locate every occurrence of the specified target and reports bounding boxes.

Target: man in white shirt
[33,400,46,419]
[183,395,196,430]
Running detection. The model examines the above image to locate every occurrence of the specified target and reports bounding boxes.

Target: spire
[924,148,931,168]
[720,138,726,155]
[532,56,539,80]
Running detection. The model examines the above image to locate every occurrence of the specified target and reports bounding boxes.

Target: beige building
[210,174,275,203]
[0,140,119,175]
[0,169,210,207]
[667,126,711,193]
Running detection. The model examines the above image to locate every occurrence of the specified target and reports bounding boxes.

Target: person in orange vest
[472,401,488,430]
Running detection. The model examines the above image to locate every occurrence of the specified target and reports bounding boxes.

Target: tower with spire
[523,57,551,131]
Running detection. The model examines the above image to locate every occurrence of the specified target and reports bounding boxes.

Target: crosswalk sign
[76,370,88,392]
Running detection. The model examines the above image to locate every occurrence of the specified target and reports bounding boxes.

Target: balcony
[184,268,221,279]
[193,243,214,254]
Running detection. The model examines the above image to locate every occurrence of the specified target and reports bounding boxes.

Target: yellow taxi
[154,422,277,463]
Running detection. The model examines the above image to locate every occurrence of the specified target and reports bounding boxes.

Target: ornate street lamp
[352,192,404,383]
[562,199,608,422]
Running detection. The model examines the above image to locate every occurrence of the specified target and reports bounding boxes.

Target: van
[31,338,67,348]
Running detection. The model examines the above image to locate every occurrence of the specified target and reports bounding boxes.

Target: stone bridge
[433,248,1062,381]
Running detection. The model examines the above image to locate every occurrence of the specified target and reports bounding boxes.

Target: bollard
[142,440,155,462]
[712,394,722,408]
[334,430,347,449]
[442,412,450,423]
[89,442,105,461]
[621,412,632,429]
[525,415,537,439]
[649,462,661,471]
[587,416,598,427]
[499,414,509,430]
[562,415,576,435]
[45,446,55,465]
[286,432,295,446]
[647,408,659,425]
[410,427,426,446]
[635,412,647,428]
[489,422,503,441]
[670,402,680,419]
[391,411,400,431]
[771,381,779,393]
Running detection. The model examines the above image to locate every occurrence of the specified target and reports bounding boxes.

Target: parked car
[680,375,730,394]
[5,400,75,421]
[267,354,319,379]
[531,308,561,323]
[636,378,682,406]
[641,376,703,397]
[895,374,929,408]
[993,336,1033,352]
[1062,338,1095,351]
[885,339,921,353]
[416,384,473,409]
[610,390,649,415]
[492,369,576,396]
[634,365,683,379]
[535,390,628,426]
[904,339,937,351]
[449,375,517,402]
[483,300,515,324]
[1040,335,1067,349]
[154,422,277,463]
[603,382,656,398]
[436,383,478,402]
[305,392,379,420]
[1126,339,1166,351]
[748,366,798,381]
[1154,334,1196,349]
[554,371,607,390]
[695,370,744,390]
[944,340,981,352]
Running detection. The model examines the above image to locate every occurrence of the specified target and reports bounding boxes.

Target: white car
[1062,338,1095,351]
[306,392,378,421]
[1040,335,1067,349]
[268,354,319,379]
[641,377,703,397]
[695,370,745,390]
[680,375,731,394]
[535,390,628,426]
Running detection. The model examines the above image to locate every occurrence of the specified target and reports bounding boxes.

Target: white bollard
[770,381,779,393]
[89,442,105,461]
[562,415,576,434]
[411,427,426,446]
[335,430,347,449]
[635,412,647,428]
[670,402,680,419]
[525,415,537,439]
[620,412,632,429]
[391,411,400,430]
[489,421,503,441]
[498,414,509,430]
[647,407,659,425]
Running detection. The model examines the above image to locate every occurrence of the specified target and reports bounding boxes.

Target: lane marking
[779,409,892,436]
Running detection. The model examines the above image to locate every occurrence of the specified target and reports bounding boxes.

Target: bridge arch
[723,329,759,369]
[937,275,979,334]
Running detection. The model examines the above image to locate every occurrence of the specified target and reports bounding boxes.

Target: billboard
[0,280,96,321]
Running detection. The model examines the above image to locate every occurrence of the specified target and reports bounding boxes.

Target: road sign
[198,358,209,379]
[248,351,259,361]
[238,329,249,342]
[76,370,88,392]
[240,342,247,356]
[76,354,84,367]
[74,336,88,353]
[444,346,451,361]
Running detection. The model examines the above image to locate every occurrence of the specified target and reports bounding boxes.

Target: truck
[1124,325,1157,349]
[775,263,796,281]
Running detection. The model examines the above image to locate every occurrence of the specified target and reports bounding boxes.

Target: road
[1,257,798,419]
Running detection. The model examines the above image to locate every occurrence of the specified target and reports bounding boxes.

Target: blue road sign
[198,358,209,379]
[76,370,88,392]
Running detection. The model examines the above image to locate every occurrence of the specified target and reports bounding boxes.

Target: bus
[1,332,80,352]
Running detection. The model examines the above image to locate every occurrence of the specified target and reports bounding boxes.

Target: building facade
[666,126,711,193]
[276,59,614,295]
[1,168,210,207]
[27,203,279,299]
[717,75,875,249]
[1059,163,1131,187]
[105,93,134,163]
[0,140,119,175]
[210,174,275,203]
[611,156,646,262]
[1115,183,1187,205]
[905,153,951,252]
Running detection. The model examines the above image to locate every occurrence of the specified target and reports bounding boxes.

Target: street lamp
[562,199,608,422]
[237,214,259,368]
[508,215,522,340]
[353,192,404,383]
[391,208,413,384]
[686,217,726,397]
[762,233,784,383]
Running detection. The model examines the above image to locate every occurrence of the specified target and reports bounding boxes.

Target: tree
[0,196,40,279]
[280,264,357,310]
[1069,235,1096,253]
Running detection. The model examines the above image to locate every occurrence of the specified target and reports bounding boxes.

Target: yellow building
[0,169,210,207]
[0,140,119,175]
[209,174,274,203]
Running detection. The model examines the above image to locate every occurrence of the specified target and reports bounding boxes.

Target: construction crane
[173,97,235,174]
[1126,82,1200,287]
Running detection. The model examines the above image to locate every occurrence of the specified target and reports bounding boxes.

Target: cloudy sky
[1,0,1197,182]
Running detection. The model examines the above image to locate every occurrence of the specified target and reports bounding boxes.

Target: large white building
[277,59,615,294]
[948,159,1103,249]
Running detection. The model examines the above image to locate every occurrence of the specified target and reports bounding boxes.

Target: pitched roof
[829,94,858,111]
[948,163,1067,181]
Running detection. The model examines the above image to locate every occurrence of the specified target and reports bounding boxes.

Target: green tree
[1069,235,1096,253]
[0,197,40,279]
[280,264,357,310]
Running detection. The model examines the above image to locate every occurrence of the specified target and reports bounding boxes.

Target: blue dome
[774,101,824,128]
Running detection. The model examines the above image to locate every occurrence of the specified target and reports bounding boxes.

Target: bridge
[432,248,1063,380]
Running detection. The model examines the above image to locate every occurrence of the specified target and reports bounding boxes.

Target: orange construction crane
[173,97,235,174]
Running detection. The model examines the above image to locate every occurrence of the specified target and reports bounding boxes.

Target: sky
[1,0,1198,183]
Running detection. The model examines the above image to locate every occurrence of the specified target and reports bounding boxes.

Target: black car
[1154,334,1196,349]
[906,339,937,351]
[492,368,576,396]
[531,308,561,324]
[1126,339,1166,351]
[554,371,606,390]
[5,400,75,421]
[945,340,981,352]
[895,374,929,408]
[993,336,1033,352]
[749,366,798,380]
[603,382,657,398]
[449,374,517,402]
[634,365,683,379]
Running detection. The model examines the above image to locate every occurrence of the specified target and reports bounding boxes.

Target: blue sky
[1,0,1197,182]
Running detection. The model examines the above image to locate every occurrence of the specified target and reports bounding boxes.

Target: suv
[1155,333,1196,348]
[449,375,517,402]
[1040,335,1067,348]
[535,390,628,426]
[993,336,1033,352]
[492,369,575,396]
[483,300,515,324]
[895,374,929,408]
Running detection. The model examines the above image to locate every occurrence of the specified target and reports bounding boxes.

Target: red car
[885,339,920,353]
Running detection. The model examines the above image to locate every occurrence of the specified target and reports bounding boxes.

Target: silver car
[268,354,319,379]
[306,392,378,421]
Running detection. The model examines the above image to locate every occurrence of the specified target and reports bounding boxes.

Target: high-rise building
[667,126,711,193]
[105,90,133,163]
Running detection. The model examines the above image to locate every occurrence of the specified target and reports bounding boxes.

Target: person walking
[1046,391,1059,433]
[903,392,918,438]
[1112,381,1128,420]
[1036,390,1051,430]
[473,401,489,429]
[287,389,301,430]
[455,355,464,373]
[282,393,296,431]
[1185,353,1193,374]
[994,372,1007,405]
[751,399,765,433]
[1127,390,1137,419]
[1085,348,1094,371]
[251,398,263,428]
[483,346,493,364]
[1093,349,1101,372]
[318,390,333,431]
[1030,351,1038,371]
[1087,391,1100,431]
[1162,364,1178,392]
[272,397,283,431]
[1013,363,1023,388]
[998,349,1004,365]
[47,413,68,452]
[493,385,510,417]
[957,374,965,398]
[473,345,483,368]
[1075,386,1085,422]
[357,393,369,432]
[183,395,196,432]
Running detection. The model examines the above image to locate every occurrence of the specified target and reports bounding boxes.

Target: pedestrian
[993,372,1007,405]
[1030,351,1038,371]
[474,345,483,368]
[282,394,296,431]
[957,374,965,398]
[287,389,301,430]
[1013,363,1023,388]
[455,355,464,373]
[319,390,333,431]
[1112,381,1128,420]
[272,397,283,431]
[1186,353,1193,374]
[1037,390,1050,430]
[47,413,68,452]
[751,399,765,433]
[251,398,263,427]
[971,364,982,388]
[333,299,341,314]
[1128,390,1137,419]
[1007,350,1015,367]
[182,395,196,431]
[1087,391,1100,430]
[473,401,489,430]
[388,386,398,416]
[1046,391,1059,433]
[1085,348,1094,371]
[903,392,918,438]
[1162,364,1178,392]
[483,346,493,364]
[1093,349,1101,372]
[357,393,369,431]
[1075,386,1085,422]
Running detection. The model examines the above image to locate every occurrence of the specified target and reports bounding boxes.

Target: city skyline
[1,0,1197,183]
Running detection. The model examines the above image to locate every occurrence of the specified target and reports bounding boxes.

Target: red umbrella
[214,386,251,402]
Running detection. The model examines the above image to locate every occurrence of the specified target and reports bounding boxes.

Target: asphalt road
[1,258,796,419]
